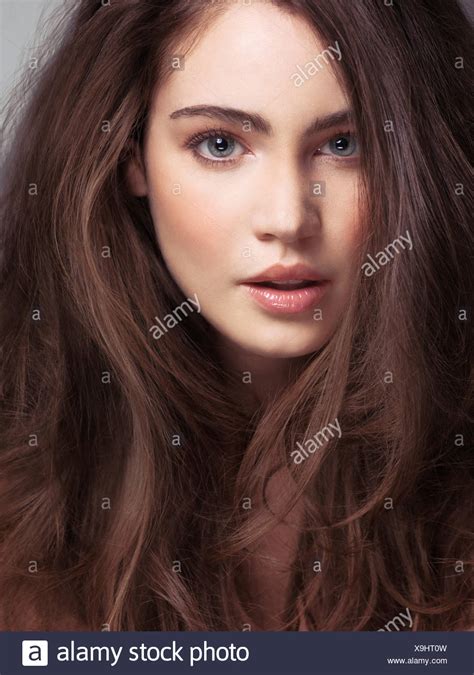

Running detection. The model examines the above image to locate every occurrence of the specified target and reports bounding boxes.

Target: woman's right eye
[186,129,247,166]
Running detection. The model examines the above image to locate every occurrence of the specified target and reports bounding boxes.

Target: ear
[124,141,148,197]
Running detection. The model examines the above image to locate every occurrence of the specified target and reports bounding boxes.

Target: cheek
[147,178,232,267]
[321,173,361,262]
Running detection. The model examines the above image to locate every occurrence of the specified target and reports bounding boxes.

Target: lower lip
[241,281,330,314]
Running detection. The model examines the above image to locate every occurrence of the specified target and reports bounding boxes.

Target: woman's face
[127,3,361,360]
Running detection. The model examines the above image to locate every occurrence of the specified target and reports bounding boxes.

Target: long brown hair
[0,0,472,630]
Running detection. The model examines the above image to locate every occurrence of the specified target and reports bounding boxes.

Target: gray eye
[204,135,235,158]
[327,134,358,156]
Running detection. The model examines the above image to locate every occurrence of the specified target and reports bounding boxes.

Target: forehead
[150,3,348,132]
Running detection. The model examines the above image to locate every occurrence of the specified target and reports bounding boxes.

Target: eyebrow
[169,105,353,137]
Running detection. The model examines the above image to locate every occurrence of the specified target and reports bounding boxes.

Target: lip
[239,262,330,314]
[242,262,325,284]
[242,281,330,314]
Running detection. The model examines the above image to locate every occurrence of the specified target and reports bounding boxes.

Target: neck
[215,337,309,409]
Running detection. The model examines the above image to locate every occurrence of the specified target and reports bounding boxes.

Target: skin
[126,3,361,403]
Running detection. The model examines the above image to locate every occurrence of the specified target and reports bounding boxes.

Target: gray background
[1,0,65,96]
[1,0,474,108]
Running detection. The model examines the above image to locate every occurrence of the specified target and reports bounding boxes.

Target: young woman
[0,0,472,631]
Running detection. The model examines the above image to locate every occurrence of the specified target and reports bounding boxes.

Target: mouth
[241,279,330,314]
[249,279,320,291]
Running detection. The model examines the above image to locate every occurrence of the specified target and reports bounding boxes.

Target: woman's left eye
[187,129,246,165]
[318,132,359,158]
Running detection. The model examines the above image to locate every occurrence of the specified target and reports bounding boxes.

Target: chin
[257,344,320,359]
[233,331,327,360]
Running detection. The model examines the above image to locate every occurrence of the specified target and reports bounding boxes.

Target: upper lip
[242,263,326,284]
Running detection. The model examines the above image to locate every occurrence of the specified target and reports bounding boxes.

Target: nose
[250,160,320,243]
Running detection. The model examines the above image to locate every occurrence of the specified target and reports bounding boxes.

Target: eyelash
[185,127,243,168]
[184,126,359,168]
